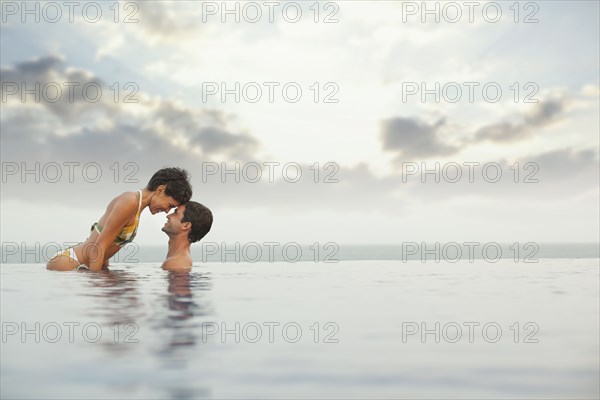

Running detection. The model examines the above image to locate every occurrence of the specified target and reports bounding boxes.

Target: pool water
[1,260,599,399]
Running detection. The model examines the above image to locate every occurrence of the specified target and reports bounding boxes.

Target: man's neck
[166,236,191,258]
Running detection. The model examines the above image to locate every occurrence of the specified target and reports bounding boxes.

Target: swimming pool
[1,259,599,399]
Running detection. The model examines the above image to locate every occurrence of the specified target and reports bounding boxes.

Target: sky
[0,0,599,247]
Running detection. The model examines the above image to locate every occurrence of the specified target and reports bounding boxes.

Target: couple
[46,168,213,272]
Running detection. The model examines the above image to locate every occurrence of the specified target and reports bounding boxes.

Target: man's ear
[182,221,192,232]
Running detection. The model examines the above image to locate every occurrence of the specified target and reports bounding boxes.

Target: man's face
[162,204,186,234]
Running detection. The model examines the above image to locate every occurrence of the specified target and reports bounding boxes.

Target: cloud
[153,101,259,159]
[403,148,599,202]
[380,95,573,160]
[474,97,569,143]
[196,162,408,214]
[133,1,200,44]
[1,56,597,218]
[0,55,269,209]
[2,56,63,77]
[190,126,258,159]
[380,117,460,158]
[0,55,134,127]
[1,55,261,161]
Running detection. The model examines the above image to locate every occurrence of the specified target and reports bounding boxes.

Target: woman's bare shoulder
[107,191,139,211]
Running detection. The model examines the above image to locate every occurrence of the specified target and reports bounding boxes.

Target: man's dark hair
[147,167,192,205]
[182,201,213,243]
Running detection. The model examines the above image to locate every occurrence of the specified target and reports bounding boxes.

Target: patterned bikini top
[92,190,142,246]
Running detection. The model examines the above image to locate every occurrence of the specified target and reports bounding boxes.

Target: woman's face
[150,186,180,214]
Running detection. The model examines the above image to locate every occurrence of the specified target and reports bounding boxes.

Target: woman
[47,167,192,271]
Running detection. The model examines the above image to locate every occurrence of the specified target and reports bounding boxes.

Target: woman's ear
[156,184,165,195]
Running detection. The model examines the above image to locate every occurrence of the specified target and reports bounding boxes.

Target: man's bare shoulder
[162,256,192,271]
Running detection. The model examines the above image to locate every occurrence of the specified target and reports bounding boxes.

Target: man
[161,201,213,271]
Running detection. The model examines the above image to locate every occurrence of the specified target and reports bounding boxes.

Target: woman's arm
[87,196,136,271]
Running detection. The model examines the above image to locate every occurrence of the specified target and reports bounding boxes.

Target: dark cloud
[378,93,596,203]
[1,55,261,161]
[191,127,258,159]
[1,56,113,122]
[4,56,63,77]
[381,97,571,159]
[475,98,568,143]
[0,55,270,210]
[472,121,526,143]
[153,101,259,159]
[525,99,565,125]
[380,117,459,158]
[154,100,227,132]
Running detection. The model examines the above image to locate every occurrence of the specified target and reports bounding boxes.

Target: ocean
[1,256,599,399]
[2,243,599,264]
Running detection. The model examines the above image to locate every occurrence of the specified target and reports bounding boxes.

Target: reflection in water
[80,269,144,323]
[158,270,213,399]
[69,267,213,398]
[78,269,144,356]
[159,271,212,353]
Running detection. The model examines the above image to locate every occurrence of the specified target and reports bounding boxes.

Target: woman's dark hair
[182,201,213,243]
[147,167,192,204]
